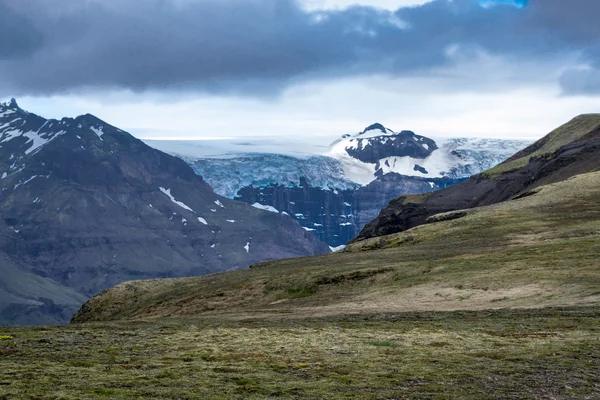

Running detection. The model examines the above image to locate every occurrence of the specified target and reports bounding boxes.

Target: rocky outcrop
[346,129,438,164]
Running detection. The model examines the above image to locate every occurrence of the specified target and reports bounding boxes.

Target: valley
[148,125,529,247]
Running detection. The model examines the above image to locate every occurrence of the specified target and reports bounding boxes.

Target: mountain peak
[361,123,391,135]
[1,98,20,112]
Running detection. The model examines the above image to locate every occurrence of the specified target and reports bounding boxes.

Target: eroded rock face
[353,173,464,231]
[236,182,357,247]
[234,174,463,247]
[0,100,329,325]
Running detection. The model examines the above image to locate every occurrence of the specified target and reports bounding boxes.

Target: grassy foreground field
[1,307,599,399]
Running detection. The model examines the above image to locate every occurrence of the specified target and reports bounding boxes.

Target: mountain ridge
[0,100,329,325]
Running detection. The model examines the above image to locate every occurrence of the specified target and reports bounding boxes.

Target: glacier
[145,125,532,247]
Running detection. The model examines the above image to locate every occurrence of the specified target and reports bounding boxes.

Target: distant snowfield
[146,132,532,189]
[144,136,335,159]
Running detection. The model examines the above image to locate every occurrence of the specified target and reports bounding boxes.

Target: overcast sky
[2,0,600,141]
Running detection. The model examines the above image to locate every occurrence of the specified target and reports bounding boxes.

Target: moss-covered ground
[1,307,599,399]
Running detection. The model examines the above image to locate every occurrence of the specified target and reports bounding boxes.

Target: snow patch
[214,200,225,208]
[14,175,40,190]
[252,203,279,213]
[159,187,195,212]
[244,242,250,253]
[329,245,346,252]
[226,219,235,223]
[90,126,104,140]
[0,109,16,118]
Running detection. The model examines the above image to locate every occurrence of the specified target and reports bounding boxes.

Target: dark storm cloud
[0,0,598,97]
[0,2,44,59]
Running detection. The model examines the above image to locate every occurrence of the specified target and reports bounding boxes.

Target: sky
[2,0,600,141]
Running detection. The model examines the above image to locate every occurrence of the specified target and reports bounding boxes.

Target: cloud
[0,0,598,97]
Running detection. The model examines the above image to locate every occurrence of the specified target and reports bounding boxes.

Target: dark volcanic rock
[346,129,438,164]
[353,173,464,231]
[0,100,329,325]
[355,114,600,242]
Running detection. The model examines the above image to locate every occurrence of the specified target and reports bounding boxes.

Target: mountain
[328,123,531,185]
[0,99,329,325]
[147,125,530,247]
[72,115,600,324]
[356,114,600,241]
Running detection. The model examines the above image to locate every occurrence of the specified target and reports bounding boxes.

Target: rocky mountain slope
[148,126,529,247]
[356,114,600,241]
[0,99,329,325]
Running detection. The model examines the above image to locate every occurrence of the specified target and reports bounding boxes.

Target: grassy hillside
[483,114,600,178]
[73,171,600,323]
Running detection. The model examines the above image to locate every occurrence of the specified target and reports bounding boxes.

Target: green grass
[1,307,599,399]
[482,114,600,178]
[73,171,600,323]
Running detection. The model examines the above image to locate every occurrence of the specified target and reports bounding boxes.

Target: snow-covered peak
[328,125,532,185]
[0,101,126,161]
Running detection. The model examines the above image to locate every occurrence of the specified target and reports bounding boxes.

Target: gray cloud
[0,0,599,97]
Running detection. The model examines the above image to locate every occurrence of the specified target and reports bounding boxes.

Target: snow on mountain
[252,203,280,213]
[144,124,532,248]
[328,124,531,185]
[147,124,531,196]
